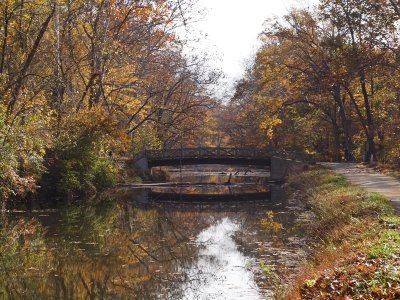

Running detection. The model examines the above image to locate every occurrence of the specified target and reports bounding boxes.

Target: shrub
[41,108,125,198]
[48,137,119,197]
[93,160,118,189]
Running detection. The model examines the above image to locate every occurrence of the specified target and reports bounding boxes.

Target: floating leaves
[260,211,284,233]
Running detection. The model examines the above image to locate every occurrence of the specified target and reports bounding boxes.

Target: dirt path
[321,163,400,213]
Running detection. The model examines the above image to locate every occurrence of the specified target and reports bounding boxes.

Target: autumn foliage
[227,0,400,164]
[0,0,217,205]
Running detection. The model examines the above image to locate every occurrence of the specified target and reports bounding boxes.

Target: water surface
[0,165,310,299]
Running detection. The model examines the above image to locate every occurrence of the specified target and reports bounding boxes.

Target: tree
[0,0,220,203]
[229,1,400,163]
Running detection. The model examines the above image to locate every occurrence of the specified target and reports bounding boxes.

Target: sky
[180,0,318,98]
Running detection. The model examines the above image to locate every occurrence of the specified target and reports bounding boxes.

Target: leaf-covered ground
[301,255,400,299]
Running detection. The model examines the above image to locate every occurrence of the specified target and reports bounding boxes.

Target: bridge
[133,147,312,180]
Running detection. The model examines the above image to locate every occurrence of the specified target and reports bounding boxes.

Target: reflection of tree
[119,207,204,299]
[46,201,162,299]
[0,194,309,299]
[59,200,120,242]
[0,201,206,299]
[0,218,54,299]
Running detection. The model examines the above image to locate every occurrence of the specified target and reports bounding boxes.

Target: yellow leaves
[305,149,317,155]
[61,107,129,151]
[260,211,283,232]
[260,115,282,140]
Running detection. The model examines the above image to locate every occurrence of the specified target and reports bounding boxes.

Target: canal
[0,165,312,299]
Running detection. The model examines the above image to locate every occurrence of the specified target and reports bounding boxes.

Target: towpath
[321,163,400,213]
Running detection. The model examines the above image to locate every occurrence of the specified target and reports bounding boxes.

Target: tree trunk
[333,85,355,162]
[332,122,341,162]
[7,6,55,116]
[359,71,376,163]
[0,5,9,74]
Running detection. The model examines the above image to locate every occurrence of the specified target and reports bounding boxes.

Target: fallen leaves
[301,255,400,299]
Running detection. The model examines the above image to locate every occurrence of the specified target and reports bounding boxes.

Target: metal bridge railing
[134,147,314,163]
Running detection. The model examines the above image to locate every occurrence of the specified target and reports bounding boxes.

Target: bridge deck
[145,148,274,159]
[144,148,275,167]
[133,147,313,172]
[142,148,276,167]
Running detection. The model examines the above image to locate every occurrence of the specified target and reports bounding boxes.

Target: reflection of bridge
[131,185,287,204]
[150,191,271,202]
[133,147,311,180]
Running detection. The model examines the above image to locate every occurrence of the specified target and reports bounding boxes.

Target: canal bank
[281,167,400,299]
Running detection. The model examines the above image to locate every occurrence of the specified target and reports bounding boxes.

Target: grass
[280,167,400,299]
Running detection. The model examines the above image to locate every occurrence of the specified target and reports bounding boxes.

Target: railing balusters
[137,147,313,164]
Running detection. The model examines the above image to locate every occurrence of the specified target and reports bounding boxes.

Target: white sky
[180,0,318,98]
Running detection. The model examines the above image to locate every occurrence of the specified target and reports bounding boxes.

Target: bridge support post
[132,155,150,174]
[270,157,307,181]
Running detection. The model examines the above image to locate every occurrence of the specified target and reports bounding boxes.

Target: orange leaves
[301,255,400,299]
[355,264,368,272]
[14,218,40,236]
[260,211,284,233]
[61,107,129,151]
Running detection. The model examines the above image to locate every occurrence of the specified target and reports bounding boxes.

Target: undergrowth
[374,163,400,180]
